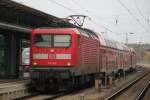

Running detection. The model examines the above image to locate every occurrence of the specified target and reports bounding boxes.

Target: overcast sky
[13,0,150,44]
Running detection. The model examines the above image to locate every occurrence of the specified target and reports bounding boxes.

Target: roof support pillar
[4,32,21,78]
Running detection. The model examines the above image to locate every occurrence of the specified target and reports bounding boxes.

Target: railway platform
[0,78,29,84]
[0,78,30,100]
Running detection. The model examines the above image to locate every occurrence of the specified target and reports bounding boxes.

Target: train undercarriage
[100,67,136,86]
[31,66,136,92]
[31,68,96,92]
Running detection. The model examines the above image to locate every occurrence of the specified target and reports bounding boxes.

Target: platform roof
[0,0,75,33]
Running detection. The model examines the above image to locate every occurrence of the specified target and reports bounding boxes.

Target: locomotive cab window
[34,34,52,47]
[34,34,71,47]
[54,35,71,47]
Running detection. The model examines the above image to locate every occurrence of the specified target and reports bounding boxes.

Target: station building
[0,0,74,78]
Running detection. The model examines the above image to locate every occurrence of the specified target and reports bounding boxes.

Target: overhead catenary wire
[117,0,150,33]
[47,0,143,41]
[71,0,117,25]
[48,0,78,14]
[134,0,149,24]
[90,20,122,34]
[48,0,120,34]
[71,0,123,34]
[73,0,150,26]
[71,0,148,43]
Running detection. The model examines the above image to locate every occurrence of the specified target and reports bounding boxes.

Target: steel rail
[16,90,74,100]
[106,72,148,100]
[18,85,91,100]
[44,91,73,100]
[136,79,150,100]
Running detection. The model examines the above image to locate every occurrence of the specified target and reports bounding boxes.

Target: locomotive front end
[30,28,78,90]
[31,34,73,67]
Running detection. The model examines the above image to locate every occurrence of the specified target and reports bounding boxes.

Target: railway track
[106,71,150,100]
[136,79,150,100]
[18,91,71,100]
[17,85,92,100]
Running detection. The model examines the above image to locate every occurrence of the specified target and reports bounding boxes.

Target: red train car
[97,34,136,77]
[30,27,136,90]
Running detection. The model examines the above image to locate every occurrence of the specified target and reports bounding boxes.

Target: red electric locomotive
[30,27,136,90]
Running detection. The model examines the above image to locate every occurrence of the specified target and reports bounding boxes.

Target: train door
[122,54,125,69]
[99,53,102,71]
[116,53,119,72]
[120,53,123,69]
[101,55,108,86]
[130,54,133,68]
[131,53,136,69]
[101,55,107,73]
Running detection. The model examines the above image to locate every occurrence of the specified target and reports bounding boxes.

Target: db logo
[49,54,56,59]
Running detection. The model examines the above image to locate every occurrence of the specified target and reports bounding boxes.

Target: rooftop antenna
[115,16,119,25]
[67,15,91,27]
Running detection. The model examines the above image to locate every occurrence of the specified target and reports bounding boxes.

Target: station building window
[0,34,5,77]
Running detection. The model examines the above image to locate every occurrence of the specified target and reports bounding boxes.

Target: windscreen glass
[34,34,71,47]
[54,35,71,47]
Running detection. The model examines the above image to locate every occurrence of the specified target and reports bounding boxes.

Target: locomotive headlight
[67,62,71,66]
[33,62,37,65]
[50,49,54,52]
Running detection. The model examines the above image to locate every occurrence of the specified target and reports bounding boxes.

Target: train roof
[33,27,99,39]
[129,48,136,53]
[77,28,131,52]
[33,27,131,52]
[77,28,130,51]
[97,33,130,51]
